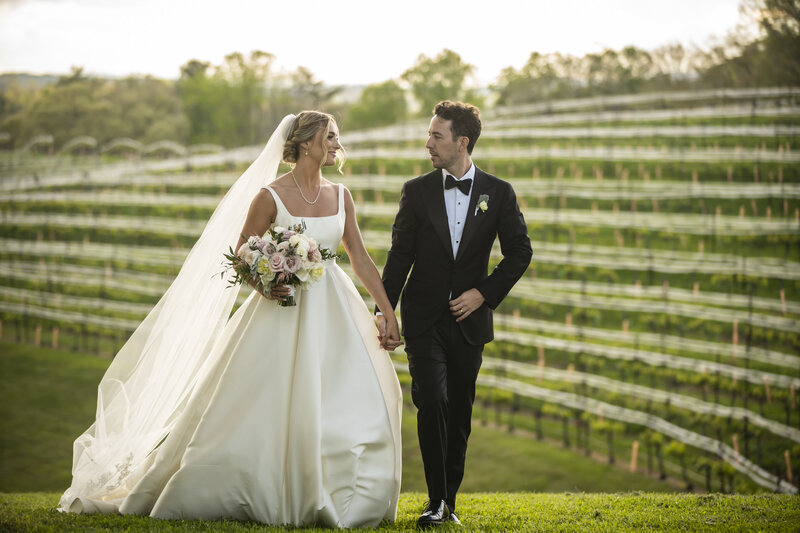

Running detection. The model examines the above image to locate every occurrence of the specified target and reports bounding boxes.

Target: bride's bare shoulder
[321,177,338,189]
[250,187,277,212]
[268,174,293,190]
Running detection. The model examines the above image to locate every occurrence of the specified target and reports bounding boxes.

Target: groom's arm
[475,182,532,309]
[381,182,417,310]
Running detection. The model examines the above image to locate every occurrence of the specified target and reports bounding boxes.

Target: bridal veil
[60,115,297,512]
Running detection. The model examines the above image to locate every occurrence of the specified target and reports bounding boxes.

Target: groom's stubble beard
[430,152,457,172]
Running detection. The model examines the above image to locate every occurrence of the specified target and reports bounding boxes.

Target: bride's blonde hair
[282,111,345,173]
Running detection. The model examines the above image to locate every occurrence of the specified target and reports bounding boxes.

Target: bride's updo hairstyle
[283,110,345,173]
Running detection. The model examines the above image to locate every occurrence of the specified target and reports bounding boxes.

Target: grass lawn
[1,491,799,532]
[0,342,110,492]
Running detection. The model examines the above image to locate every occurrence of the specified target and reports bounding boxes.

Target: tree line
[0,0,797,150]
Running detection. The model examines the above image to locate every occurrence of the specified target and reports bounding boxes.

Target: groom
[379,100,532,527]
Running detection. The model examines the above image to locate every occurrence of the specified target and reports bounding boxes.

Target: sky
[0,0,749,86]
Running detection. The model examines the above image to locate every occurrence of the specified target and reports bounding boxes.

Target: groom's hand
[450,289,485,322]
[376,314,404,351]
[381,333,404,351]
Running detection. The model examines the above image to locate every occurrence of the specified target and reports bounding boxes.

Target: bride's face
[308,122,341,167]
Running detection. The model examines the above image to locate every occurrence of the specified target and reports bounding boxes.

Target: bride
[59,112,404,527]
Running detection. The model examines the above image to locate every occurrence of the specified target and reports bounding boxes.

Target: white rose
[295,268,310,282]
[288,234,301,247]
[244,250,262,268]
[310,263,325,282]
[256,255,270,275]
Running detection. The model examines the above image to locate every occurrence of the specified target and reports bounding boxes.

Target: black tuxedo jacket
[381,167,532,345]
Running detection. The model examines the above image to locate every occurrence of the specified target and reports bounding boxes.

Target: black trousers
[405,310,484,511]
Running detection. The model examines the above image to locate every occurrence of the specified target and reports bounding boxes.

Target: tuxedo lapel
[421,170,454,260]
[455,168,495,262]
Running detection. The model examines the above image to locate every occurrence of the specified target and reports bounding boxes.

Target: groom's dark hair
[433,100,481,154]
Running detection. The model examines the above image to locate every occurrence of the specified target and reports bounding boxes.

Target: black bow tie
[445,175,472,195]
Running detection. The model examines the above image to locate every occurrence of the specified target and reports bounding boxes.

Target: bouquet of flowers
[222,222,336,306]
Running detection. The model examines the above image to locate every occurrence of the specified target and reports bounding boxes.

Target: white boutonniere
[475,194,489,215]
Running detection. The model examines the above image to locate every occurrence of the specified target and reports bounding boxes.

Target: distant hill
[0,73,59,91]
[0,71,366,102]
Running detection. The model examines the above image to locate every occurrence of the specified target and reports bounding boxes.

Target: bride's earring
[304,148,309,156]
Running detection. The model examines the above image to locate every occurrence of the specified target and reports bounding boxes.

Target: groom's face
[426,116,461,170]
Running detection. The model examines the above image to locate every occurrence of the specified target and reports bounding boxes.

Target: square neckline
[264,183,343,219]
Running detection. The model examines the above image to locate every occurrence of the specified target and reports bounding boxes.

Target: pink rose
[285,255,301,274]
[268,253,286,273]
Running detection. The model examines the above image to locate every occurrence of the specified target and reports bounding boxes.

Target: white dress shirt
[442,163,475,259]
[376,164,476,317]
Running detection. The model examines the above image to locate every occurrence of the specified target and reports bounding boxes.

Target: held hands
[376,314,404,351]
[450,288,485,322]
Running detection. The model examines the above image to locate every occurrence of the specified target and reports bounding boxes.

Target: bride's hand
[261,284,291,302]
[376,314,388,339]
[380,315,403,351]
[261,285,290,300]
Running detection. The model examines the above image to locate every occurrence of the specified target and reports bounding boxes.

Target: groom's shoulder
[476,167,514,190]
[403,169,439,189]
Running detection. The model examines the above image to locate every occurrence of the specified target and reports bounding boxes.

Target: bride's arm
[340,187,403,347]
[236,190,288,300]
[236,189,275,251]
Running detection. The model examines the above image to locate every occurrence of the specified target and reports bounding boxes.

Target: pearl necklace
[290,169,322,205]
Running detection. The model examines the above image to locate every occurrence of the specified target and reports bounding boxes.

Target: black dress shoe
[417,499,450,528]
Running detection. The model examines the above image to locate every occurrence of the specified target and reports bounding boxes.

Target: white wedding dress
[60,183,402,528]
